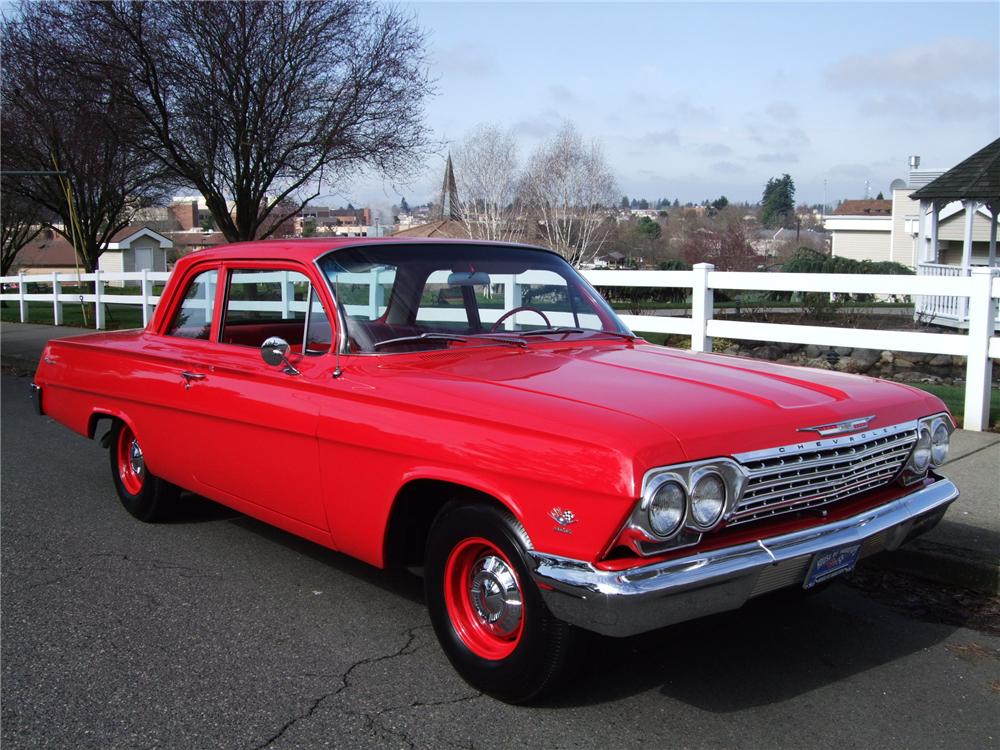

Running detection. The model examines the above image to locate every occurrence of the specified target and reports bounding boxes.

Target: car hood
[380,341,945,461]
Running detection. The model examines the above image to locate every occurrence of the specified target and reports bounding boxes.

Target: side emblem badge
[549,507,577,534]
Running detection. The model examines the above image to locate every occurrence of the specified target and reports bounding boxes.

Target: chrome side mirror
[261,336,300,375]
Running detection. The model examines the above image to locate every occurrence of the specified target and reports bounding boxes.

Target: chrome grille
[729,423,918,527]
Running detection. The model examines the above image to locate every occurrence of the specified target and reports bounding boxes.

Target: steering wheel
[489,306,551,332]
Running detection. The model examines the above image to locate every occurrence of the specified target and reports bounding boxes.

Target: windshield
[317,243,631,353]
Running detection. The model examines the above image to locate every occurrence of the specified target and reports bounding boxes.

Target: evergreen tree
[620,195,629,209]
[760,174,795,228]
[399,196,410,212]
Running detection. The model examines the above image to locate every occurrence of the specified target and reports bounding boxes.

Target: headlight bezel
[900,412,954,483]
[626,458,747,547]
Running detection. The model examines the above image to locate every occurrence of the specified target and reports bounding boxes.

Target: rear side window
[166,269,218,339]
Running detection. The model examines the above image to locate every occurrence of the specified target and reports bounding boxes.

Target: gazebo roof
[911,138,1000,202]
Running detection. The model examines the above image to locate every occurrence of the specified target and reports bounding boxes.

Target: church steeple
[438,153,459,220]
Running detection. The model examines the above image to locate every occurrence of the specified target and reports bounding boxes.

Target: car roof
[178,237,558,266]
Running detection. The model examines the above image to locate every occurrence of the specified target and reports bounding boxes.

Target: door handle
[180,371,206,389]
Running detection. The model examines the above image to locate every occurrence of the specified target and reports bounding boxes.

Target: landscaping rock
[926,354,952,367]
[880,350,894,364]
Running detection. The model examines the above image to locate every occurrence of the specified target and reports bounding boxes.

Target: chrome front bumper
[528,477,959,637]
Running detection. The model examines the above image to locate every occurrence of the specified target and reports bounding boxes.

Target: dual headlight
[902,413,953,480]
[640,459,747,541]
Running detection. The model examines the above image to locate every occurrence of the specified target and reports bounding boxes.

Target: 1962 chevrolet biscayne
[32,238,958,703]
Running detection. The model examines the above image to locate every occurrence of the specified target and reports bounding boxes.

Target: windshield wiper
[518,327,636,341]
[372,332,526,350]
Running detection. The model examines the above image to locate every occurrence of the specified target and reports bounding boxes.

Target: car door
[141,262,336,532]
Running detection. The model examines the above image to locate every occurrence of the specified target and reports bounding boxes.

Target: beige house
[97,227,172,285]
[825,155,999,270]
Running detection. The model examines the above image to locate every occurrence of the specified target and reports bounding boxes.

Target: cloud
[673,97,715,123]
[858,91,999,122]
[747,124,810,149]
[827,163,873,179]
[825,37,997,90]
[756,152,799,164]
[636,129,680,147]
[711,161,746,174]
[697,142,732,157]
[548,84,579,104]
[627,92,715,123]
[765,101,797,121]
[511,108,562,139]
[434,44,496,79]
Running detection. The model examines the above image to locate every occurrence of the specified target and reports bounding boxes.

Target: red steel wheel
[108,421,178,522]
[425,502,573,703]
[443,537,524,660]
[116,424,145,495]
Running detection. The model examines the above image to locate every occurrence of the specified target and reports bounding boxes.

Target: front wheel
[425,502,573,703]
[108,421,178,522]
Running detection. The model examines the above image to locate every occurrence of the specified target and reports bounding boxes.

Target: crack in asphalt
[251,624,452,750]
[355,691,483,750]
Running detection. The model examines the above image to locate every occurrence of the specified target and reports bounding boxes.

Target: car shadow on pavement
[542,579,955,709]
[223,511,427,605]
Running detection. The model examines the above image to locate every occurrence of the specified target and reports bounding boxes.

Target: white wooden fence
[2,265,998,430]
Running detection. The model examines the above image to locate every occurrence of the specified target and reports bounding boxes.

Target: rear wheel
[425,502,573,704]
[108,421,178,522]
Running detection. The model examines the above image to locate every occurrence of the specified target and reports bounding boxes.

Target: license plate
[804,543,862,589]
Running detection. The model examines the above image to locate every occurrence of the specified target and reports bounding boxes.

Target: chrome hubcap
[129,439,144,477]
[469,555,522,637]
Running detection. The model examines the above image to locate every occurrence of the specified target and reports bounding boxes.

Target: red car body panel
[33,239,953,573]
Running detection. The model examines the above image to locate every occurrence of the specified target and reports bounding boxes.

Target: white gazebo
[912,138,999,326]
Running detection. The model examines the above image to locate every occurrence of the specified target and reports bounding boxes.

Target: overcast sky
[346,0,999,216]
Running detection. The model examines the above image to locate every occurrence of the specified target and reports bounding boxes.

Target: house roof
[392,219,468,239]
[911,138,1000,201]
[833,200,892,216]
[107,225,173,248]
[14,234,81,269]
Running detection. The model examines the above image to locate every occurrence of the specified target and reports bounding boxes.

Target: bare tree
[0,181,43,277]
[65,0,433,243]
[2,3,170,271]
[519,123,618,266]
[452,124,523,242]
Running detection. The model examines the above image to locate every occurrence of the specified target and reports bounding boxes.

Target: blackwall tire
[108,421,178,522]
[425,502,573,704]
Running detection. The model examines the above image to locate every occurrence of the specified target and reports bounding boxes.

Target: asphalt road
[2,372,998,750]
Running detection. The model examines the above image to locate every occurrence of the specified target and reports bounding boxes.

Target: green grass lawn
[1,301,146,330]
[905,383,1000,429]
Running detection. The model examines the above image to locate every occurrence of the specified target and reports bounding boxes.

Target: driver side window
[220,268,333,355]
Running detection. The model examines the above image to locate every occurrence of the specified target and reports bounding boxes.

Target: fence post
[52,272,63,325]
[141,269,152,327]
[368,268,382,319]
[691,263,714,352]
[280,271,292,319]
[18,272,28,322]
[963,267,997,431]
[94,270,105,330]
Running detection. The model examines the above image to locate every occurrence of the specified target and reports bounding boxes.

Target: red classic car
[31,239,958,703]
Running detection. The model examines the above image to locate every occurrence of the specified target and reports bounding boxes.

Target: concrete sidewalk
[3,320,998,593]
